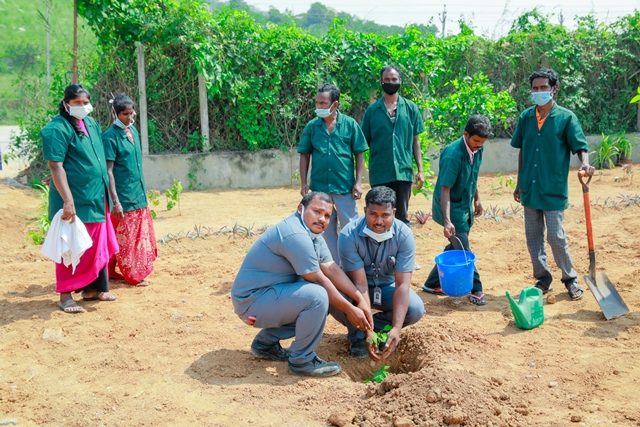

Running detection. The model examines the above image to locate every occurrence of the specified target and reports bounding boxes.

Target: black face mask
[382,82,401,95]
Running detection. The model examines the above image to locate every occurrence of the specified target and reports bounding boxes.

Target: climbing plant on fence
[12,0,640,182]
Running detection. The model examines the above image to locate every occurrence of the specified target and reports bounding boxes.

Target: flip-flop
[58,298,85,313]
[469,292,487,306]
[422,285,444,295]
[82,291,117,302]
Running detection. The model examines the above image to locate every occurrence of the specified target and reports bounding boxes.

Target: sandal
[82,291,117,301]
[565,281,584,301]
[422,285,444,295]
[58,298,85,313]
[469,292,487,306]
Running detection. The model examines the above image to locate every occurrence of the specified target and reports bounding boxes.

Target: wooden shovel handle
[579,171,595,252]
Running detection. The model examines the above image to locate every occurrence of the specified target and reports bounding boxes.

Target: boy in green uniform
[298,83,368,261]
[422,115,492,305]
[361,65,425,225]
[511,68,595,300]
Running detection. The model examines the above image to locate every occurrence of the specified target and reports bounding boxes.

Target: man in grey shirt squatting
[332,186,425,359]
[231,192,374,377]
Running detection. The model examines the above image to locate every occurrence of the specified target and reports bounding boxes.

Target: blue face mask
[114,117,135,129]
[114,118,127,129]
[315,101,336,119]
[531,91,553,106]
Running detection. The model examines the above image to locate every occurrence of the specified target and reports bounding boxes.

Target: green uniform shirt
[297,112,368,194]
[361,96,425,186]
[42,115,110,223]
[103,124,148,212]
[510,104,588,211]
[432,137,483,234]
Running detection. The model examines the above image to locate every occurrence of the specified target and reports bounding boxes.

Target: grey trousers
[322,193,358,264]
[523,207,577,286]
[329,283,425,345]
[238,282,329,364]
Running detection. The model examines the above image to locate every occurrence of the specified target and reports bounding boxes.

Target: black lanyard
[365,239,387,285]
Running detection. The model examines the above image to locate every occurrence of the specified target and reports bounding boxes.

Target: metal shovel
[579,172,629,320]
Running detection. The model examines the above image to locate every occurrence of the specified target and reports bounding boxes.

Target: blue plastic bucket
[435,250,476,297]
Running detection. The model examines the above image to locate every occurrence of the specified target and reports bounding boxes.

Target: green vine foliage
[12,1,640,184]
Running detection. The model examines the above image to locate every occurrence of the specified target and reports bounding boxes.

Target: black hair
[464,115,492,138]
[58,84,90,135]
[300,191,333,207]
[317,83,340,103]
[365,186,396,208]
[528,68,559,88]
[380,65,401,80]
[112,93,135,115]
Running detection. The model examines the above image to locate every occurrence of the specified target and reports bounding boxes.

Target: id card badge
[373,286,382,306]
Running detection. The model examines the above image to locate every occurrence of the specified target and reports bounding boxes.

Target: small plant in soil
[414,210,431,224]
[147,190,161,219]
[165,179,183,214]
[364,364,390,384]
[27,183,51,245]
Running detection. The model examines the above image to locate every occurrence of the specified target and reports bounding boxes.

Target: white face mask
[363,226,393,243]
[67,103,93,120]
[299,207,322,237]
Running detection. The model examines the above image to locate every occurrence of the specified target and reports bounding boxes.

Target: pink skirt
[55,212,119,293]
[110,207,157,285]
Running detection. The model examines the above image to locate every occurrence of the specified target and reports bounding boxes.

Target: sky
[239,0,640,37]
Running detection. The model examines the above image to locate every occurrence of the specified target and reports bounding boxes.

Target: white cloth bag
[41,209,93,273]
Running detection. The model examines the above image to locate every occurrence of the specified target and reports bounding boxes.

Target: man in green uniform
[361,65,425,225]
[511,68,595,300]
[298,83,368,261]
[422,115,491,305]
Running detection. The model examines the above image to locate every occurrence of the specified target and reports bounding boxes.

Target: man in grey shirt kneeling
[231,192,373,377]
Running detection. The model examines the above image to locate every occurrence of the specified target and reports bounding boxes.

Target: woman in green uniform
[42,84,118,313]
[104,94,157,285]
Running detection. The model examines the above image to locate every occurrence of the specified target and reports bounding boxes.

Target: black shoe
[288,356,341,377]
[250,341,290,362]
[349,340,368,359]
[565,280,584,301]
[533,279,553,294]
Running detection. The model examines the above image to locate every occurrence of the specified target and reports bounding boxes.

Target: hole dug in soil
[343,335,429,383]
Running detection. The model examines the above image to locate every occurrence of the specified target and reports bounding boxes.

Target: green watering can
[505,287,544,330]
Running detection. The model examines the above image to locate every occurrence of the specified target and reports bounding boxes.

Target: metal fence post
[136,42,149,155]
[198,72,210,152]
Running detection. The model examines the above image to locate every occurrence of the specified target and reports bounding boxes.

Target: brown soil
[1,168,639,427]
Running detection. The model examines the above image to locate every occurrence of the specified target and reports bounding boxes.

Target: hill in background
[0,0,96,124]
[208,0,438,36]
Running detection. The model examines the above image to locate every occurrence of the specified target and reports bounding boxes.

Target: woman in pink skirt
[104,94,157,286]
[42,84,119,313]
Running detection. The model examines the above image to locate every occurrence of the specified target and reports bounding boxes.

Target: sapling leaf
[367,324,393,347]
[364,364,390,384]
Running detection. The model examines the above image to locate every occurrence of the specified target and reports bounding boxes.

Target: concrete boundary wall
[143,133,640,190]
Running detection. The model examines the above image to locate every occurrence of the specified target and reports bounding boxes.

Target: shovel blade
[584,273,629,320]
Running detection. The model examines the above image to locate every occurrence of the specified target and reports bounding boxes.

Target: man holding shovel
[511,68,595,301]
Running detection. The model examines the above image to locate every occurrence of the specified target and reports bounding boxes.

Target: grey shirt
[338,217,415,286]
[231,212,332,314]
